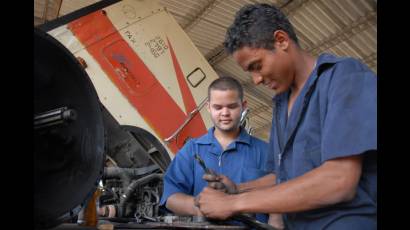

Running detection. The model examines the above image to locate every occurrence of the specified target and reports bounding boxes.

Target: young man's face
[232,40,294,94]
[207,89,246,133]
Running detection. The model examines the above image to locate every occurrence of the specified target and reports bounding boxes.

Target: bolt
[76,57,87,69]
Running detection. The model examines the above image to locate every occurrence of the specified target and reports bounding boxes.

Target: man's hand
[203,170,238,194]
[167,193,204,216]
[196,187,237,219]
[268,213,285,229]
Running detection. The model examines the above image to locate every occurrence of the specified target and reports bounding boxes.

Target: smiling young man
[196,3,377,230]
[159,76,275,224]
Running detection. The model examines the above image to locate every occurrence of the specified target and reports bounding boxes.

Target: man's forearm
[166,193,202,216]
[233,156,363,214]
[237,173,276,192]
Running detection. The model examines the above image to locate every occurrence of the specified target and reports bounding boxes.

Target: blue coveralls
[268,53,377,229]
[160,127,273,222]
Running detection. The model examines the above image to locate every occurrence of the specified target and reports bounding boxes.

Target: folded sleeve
[321,60,377,161]
[159,140,195,206]
[257,138,274,174]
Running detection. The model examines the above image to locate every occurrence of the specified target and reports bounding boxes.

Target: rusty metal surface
[149,216,247,229]
[144,222,247,229]
[107,216,247,229]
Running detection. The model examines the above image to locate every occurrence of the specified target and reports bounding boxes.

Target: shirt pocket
[291,140,321,178]
[241,166,269,183]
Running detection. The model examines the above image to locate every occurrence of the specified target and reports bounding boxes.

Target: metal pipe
[119,173,163,208]
[34,107,77,129]
[164,97,208,143]
[240,108,249,127]
[103,165,159,179]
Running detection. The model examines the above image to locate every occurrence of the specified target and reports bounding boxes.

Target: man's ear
[206,101,211,113]
[273,30,289,50]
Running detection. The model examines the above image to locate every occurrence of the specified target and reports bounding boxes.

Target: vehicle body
[35,1,251,229]
[42,0,219,157]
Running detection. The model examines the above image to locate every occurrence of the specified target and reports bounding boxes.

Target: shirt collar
[302,53,348,94]
[315,53,347,75]
[272,53,346,102]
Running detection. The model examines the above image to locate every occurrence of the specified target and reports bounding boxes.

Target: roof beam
[308,11,376,56]
[362,52,377,71]
[248,105,271,118]
[34,0,63,25]
[251,123,272,137]
[182,0,219,31]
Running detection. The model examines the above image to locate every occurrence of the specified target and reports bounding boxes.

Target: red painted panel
[68,10,207,154]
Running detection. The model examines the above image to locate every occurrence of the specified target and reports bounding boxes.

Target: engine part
[114,215,248,229]
[34,27,105,229]
[103,165,159,180]
[120,173,162,205]
[121,125,171,173]
[99,110,169,221]
[34,107,77,130]
[100,107,170,172]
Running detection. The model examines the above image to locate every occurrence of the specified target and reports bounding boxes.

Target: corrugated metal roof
[34,0,377,141]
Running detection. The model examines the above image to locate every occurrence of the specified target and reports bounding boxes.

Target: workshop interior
[34,0,377,229]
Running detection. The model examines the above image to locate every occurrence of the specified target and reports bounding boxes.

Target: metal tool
[194,153,216,175]
[194,154,277,230]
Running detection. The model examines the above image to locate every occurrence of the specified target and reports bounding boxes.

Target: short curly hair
[224,3,299,54]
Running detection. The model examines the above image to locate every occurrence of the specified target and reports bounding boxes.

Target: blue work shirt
[160,127,272,222]
[267,53,377,229]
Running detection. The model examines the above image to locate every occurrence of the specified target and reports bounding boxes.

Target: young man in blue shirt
[196,3,377,230]
[160,76,277,224]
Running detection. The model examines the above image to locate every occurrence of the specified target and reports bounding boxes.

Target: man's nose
[251,73,263,85]
[221,107,230,116]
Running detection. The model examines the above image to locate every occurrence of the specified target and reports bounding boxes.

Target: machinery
[34,27,106,229]
[34,0,260,229]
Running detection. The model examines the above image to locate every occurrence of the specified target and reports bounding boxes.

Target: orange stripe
[167,37,197,112]
[166,38,208,148]
[68,10,207,153]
